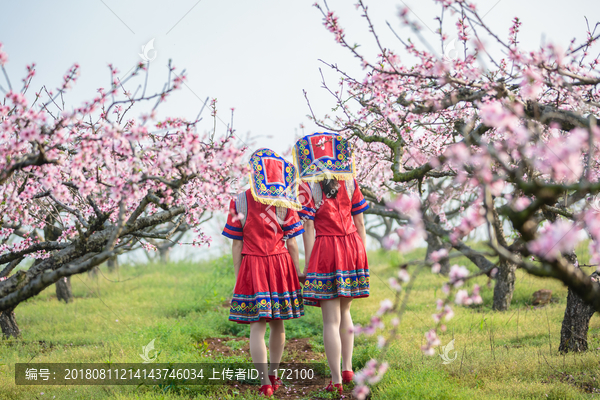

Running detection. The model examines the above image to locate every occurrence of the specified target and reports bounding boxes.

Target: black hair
[321,178,339,199]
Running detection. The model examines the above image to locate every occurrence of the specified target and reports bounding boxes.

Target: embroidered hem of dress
[229,289,305,324]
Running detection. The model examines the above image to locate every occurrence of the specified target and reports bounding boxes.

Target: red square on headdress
[309,135,335,159]
[263,157,285,185]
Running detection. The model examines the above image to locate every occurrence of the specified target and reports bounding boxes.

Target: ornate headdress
[292,132,355,181]
[248,148,301,210]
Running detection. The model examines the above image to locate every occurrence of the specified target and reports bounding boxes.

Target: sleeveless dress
[222,189,305,324]
[298,179,370,307]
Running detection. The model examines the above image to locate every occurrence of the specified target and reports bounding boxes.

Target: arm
[232,239,243,282]
[286,236,301,276]
[353,213,367,248]
[301,219,315,277]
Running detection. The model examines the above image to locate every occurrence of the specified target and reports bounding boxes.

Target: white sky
[2,0,598,259]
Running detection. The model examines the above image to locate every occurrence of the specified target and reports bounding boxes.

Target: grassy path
[0,251,598,399]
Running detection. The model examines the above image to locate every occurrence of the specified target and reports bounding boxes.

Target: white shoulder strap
[275,206,287,227]
[309,182,323,210]
[345,179,355,200]
[234,192,248,227]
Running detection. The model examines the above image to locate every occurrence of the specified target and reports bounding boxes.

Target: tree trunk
[55,276,73,303]
[158,246,171,263]
[0,307,20,338]
[425,233,451,275]
[44,221,71,304]
[559,251,597,353]
[492,259,517,311]
[107,256,118,271]
[490,205,517,311]
[88,266,99,278]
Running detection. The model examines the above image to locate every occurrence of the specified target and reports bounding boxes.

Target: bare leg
[321,298,342,384]
[250,320,270,386]
[340,297,354,371]
[268,319,285,376]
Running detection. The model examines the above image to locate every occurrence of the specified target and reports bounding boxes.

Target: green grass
[0,246,598,399]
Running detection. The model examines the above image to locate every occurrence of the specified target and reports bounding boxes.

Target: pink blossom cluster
[450,204,485,243]
[353,359,389,400]
[310,0,600,388]
[583,210,600,268]
[429,248,448,273]
[531,127,587,183]
[323,11,345,43]
[384,194,426,252]
[387,268,409,292]
[508,17,522,46]
[432,299,454,322]
[0,44,247,262]
[352,315,385,336]
[376,299,393,316]
[448,264,469,287]
[527,220,582,261]
[512,197,532,212]
[421,329,441,356]
[0,43,7,66]
[455,285,483,305]
[520,67,544,100]
[141,242,157,252]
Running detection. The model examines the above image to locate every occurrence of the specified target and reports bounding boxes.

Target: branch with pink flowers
[309,0,600,396]
[0,44,248,317]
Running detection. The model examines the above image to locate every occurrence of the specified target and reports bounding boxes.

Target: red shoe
[325,380,343,394]
[259,385,273,396]
[342,370,354,384]
[269,375,283,391]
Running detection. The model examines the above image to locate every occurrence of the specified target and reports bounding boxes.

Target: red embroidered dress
[298,179,370,307]
[222,189,305,323]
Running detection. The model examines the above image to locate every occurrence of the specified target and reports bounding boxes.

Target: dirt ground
[202,337,358,399]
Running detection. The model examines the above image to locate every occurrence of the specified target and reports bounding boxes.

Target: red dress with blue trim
[298,179,370,307]
[222,189,305,324]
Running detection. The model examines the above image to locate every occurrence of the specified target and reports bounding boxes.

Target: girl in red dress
[222,149,305,397]
[294,133,369,394]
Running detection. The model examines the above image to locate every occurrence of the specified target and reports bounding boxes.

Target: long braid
[321,178,339,199]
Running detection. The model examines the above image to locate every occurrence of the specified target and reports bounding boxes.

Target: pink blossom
[455,289,473,305]
[436,299,444,310]
[584,210,600,264]
[377,299,393,316]
[513,197,532,211]
[388,277,402,292]
[353,385,370,400]
[449,265,469,286]
[0,43,7,66]
[324,11,345,43]
[479,100,520,131]
[421,329,441,355]
[387,194,421,219]
[527,220,581,261]
[429,248,448,262]
[398,269,410,283]
[141,242,157,251]
[520,67,544,100]
[450,205,485,243]
[354,359,388,389]
[442,284,451,295]
[432,304,454,322]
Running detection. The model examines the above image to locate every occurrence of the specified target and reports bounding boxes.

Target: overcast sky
[1,0,598,258]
